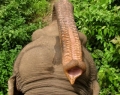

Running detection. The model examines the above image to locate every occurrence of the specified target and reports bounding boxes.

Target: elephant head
[8,0,100,95]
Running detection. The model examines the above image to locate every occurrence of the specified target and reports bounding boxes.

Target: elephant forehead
[19,46,55,79]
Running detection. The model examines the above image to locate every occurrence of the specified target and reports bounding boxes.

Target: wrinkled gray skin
[8,0,100,95]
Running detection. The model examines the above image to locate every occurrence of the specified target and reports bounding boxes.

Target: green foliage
[1,0,120,94]
[71,0,120,94]
[0,45,22,95]
[0,0,50,95]
[111,36,120,54]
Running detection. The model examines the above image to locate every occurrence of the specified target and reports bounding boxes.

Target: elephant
[8,0,100,95]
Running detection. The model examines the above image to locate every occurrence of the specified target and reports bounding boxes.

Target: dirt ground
[43,0,57,24]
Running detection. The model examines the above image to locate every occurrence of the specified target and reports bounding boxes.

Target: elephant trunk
[53,0,86,84]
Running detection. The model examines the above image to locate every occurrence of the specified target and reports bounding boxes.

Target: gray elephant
[8,0,100,95]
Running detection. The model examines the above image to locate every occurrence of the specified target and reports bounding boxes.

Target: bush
[0,0,50,95]
[0,45,22,95]
[1,0,120,95]
[70,0,120,94]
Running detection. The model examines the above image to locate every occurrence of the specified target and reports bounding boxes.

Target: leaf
[111,39,118,44]
[96,35,103,40]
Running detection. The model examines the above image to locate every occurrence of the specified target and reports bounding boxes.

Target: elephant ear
[8,75,23,95]
[90,80,100,95]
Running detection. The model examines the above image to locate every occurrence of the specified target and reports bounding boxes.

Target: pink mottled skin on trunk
[53,0,86,84]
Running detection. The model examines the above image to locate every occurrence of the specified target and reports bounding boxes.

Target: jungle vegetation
[0,0,120,94]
